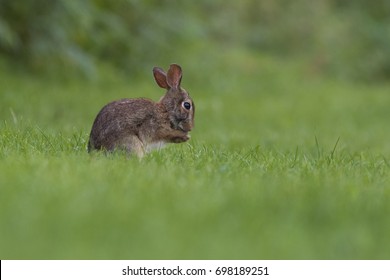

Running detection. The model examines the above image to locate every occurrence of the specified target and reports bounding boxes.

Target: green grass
[1,49,390,259]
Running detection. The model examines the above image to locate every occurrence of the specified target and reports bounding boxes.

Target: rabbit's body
[88,64,194,157]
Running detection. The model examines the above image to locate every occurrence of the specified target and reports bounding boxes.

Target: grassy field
[1,49,390,259]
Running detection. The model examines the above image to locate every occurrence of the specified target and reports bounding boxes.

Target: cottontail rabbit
[88,64,194,157]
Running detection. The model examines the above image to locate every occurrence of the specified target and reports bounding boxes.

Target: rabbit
[88,63,195,157]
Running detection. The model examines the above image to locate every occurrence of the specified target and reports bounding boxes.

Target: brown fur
[88,64,194,157]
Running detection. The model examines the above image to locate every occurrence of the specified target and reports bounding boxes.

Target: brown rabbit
[88,64,194,157]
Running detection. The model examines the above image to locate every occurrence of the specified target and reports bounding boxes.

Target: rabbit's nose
[180,121,193,132]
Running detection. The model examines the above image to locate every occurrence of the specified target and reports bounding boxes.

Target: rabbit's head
[153,64,194,133]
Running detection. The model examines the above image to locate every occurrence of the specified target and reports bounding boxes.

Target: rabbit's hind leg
[119,135,145,158]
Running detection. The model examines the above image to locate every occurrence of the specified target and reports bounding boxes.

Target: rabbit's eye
[182,101,191,110]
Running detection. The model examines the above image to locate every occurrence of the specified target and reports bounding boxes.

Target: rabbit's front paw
[172,134,190,143]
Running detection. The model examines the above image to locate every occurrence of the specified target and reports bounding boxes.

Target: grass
[1,49,390,259]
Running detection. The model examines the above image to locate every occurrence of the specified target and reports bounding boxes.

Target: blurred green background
[1,0,390,260]
[1,0,390,81]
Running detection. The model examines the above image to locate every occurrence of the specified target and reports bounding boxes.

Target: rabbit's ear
[153,67,169,89]
[167,64,182,89]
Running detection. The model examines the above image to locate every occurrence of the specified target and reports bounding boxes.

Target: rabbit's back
[88,98,156,151]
